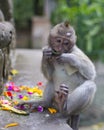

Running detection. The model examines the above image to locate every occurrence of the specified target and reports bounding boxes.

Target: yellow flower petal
[27,88,34,93]
[20,86,29,91]
[22,96,29,101]
[1,104,28,115]
[10,69,19,75]
[5,122,19,128]
[2,107,10,111]
[8,75,12,80]
[48,108,57,114]
[32,87,43,96]
[13,101,19,105]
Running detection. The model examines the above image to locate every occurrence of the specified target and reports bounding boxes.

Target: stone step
[0,49,72,130]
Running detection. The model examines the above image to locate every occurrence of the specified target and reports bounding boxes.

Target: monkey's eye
[56,38,62,43]
[63,40,69,46]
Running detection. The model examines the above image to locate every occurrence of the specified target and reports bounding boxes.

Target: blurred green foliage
[51,0,104,61]
[13,0,34,28]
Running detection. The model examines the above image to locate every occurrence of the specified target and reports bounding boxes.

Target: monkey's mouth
[52,49,61,55]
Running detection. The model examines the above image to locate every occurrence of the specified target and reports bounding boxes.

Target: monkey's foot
[55,84,69,112]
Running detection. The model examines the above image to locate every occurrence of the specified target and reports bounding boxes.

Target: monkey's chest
[53,63,79,91]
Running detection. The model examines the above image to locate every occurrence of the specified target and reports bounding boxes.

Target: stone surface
[0,49,104,130]
[0,111,72,130]
[0,49,72,130]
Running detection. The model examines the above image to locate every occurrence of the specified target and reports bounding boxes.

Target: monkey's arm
[59,46,96,80]
[41,57,54,80]
[41,46,54,80]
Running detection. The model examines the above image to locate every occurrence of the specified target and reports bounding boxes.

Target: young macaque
[18,22,96,130]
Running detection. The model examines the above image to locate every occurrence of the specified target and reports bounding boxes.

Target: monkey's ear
[64,21,69,27]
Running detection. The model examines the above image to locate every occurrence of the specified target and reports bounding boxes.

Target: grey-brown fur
[18,22,96,130]
[41,22,96,130]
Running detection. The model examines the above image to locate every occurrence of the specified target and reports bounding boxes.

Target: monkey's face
[49,35,74,55]
[49,22,77,55]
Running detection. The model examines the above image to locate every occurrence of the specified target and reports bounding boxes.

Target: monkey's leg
[66,81,96,130]
[66,80,96,115]
[70,115,80,130]
[43,81,55,107]
[54,84,69,112]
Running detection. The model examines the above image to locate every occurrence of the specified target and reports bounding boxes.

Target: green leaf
[89,26,100,36]
[86,36,92,52]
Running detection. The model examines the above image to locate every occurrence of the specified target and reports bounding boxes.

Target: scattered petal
[22,96,29,101]
[27,92,33,95]
[1,104,28,115]
[7,91,13,97]
[4,122,19,128]
[7,86,13,91]
[48,108,57,114]
[13,86,20,92]
[8,75,12,80]
[1,100,10,105]
[32,87,43,96]
[13,101,19,105]
[3,92,8,97]
[37,106,44,112]
[18,95,23,99]
[20,85,28,91]
[10,69,19,75]
[2,81,44,114]
[37,82,43,86]
[9,82,15,86]
[1,107,11,111]
[27,88,34,93]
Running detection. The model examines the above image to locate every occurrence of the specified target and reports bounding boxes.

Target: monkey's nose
[55,46,62,52]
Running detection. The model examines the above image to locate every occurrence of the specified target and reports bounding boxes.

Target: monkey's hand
[56,53,70,64]
[54,84,69,112]
[43,47,53,59]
